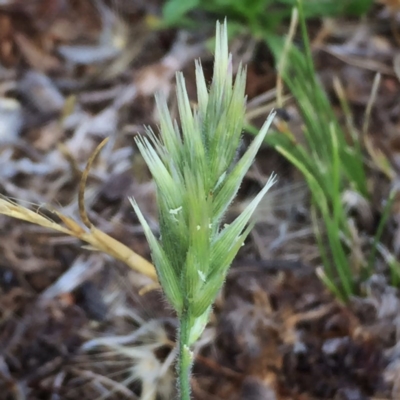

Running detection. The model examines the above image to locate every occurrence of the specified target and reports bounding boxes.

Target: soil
[0,1,400,399]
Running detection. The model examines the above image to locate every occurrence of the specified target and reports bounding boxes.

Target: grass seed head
[132,20,275,339]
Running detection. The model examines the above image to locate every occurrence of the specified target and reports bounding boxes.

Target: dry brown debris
[0,1,400,399]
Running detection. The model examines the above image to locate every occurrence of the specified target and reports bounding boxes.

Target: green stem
[177,310,193,400]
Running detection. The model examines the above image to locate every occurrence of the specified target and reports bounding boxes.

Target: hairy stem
[177,310,193,400]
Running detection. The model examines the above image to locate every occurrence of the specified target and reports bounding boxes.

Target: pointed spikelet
[131,20,275,338]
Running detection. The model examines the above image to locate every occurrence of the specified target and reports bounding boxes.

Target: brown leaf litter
[1,1,400,399]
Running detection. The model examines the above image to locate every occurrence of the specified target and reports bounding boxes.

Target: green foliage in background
[162,0,373,33]
[265,3,370,301]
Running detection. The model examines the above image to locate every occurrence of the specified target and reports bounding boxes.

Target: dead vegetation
[1,1,400,399]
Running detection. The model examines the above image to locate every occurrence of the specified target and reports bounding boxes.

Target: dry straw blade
[0,137,157,282]
[0,197,156,280]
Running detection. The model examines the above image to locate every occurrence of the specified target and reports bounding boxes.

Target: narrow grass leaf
[130,198,183,313]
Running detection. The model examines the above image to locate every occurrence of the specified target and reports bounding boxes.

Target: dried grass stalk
[0,138,157,281]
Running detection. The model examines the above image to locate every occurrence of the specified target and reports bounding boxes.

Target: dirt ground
[1,1,400,399]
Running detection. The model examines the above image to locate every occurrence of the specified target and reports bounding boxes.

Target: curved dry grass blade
[79,137,109,228]
[0,197,157,281]
[0,139,158,281]
[76,137,157,280]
